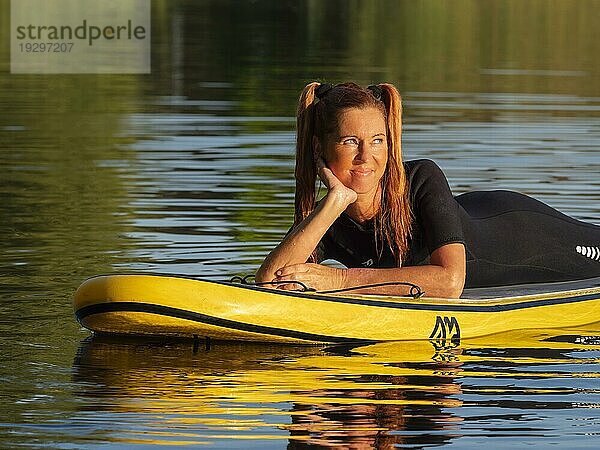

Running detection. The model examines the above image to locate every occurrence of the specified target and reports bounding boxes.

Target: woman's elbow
[446,286,464,299]
[446,269,465,298]
[429,266,464,298]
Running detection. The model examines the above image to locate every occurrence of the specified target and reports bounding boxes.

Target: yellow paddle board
[73,274,600,344]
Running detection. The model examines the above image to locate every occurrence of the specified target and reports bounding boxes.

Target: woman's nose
[354,142,371,162]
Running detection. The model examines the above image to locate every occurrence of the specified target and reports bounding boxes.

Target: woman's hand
[316,156,357,206]
[272,263,347,291]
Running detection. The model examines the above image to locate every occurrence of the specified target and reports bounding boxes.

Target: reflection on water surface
[50,335,598,448]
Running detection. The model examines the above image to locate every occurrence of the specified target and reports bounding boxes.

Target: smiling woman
[255,82,600,298]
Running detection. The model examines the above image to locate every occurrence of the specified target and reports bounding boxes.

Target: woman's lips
[350,168,374,176]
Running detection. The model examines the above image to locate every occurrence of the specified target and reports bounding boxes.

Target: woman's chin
[339,173,382,196]
[347,182,379,195]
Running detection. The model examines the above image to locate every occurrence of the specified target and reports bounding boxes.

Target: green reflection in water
[0,0,150,432]
[164,0,600,117]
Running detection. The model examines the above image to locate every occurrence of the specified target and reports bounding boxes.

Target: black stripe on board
[75,302,376,344]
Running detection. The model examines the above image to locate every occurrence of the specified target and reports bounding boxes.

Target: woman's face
[321,107,388,195]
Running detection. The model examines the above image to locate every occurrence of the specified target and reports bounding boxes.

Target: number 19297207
[19,42,74,52]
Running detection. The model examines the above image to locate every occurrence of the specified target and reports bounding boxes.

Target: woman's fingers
[320,167,338,189]
[270,264,345,292]
[277,282,304,291]
[275,263,309,278]
[316,157,333,187]
[315,156,341,189]
[315,156,358,205]
[273,264,314,290]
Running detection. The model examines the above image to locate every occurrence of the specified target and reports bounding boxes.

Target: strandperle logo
[15,19,147,47]
[11,0,150,74]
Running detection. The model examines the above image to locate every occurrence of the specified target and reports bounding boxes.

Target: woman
[256,82,600,298]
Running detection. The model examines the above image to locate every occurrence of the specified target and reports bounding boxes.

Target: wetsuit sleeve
[409,159,465,253]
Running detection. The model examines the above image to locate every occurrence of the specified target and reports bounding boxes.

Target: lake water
[1,1,599,448]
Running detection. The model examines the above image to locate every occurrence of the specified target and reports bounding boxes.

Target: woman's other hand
[272,263,347,291]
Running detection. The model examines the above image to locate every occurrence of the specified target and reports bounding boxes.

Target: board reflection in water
[71,332,600,448]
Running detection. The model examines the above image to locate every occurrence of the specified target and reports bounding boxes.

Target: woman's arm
[343,242,466,298]
[255,191,348,283]
[272,243,466,298]
[256,156,358,284]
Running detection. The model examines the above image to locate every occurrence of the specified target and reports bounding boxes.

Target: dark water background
[1,0,599,447]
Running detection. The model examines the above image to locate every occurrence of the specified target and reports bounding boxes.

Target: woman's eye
[342,138,359,146]
[373,138,384,144]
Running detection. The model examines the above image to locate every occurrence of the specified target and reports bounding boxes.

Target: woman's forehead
[335,107,386,135]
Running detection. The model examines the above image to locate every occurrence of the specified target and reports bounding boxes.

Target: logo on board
[429,315,461,345]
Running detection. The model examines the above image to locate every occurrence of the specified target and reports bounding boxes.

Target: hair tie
[315,83,333,100]
[367,84,383,101]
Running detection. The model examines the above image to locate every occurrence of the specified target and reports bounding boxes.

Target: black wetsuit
[315,159,600,288]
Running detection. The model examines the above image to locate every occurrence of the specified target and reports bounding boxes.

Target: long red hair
[294,82,412,266]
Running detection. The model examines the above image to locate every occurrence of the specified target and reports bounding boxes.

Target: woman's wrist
[325,187,355,210]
